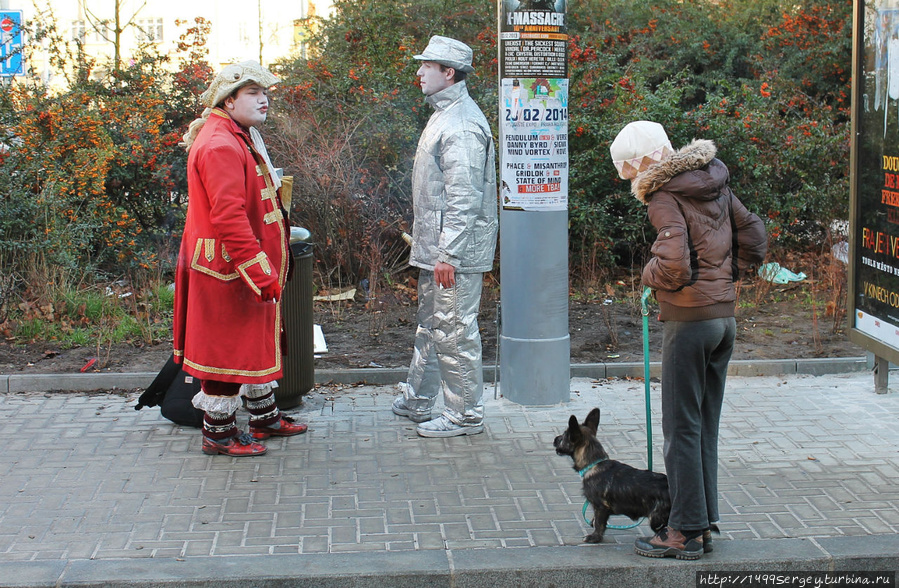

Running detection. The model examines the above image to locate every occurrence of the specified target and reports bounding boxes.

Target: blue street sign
[0,10,24,77]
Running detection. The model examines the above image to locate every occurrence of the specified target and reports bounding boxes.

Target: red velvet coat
[173,109,289,383]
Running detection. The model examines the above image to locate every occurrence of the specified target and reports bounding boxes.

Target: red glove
[256,282,282,303]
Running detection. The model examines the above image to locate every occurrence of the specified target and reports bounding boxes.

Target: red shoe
[202,432,267,456]
[249,415,308,439]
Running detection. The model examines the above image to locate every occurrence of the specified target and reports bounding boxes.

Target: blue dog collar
[578,458,606,477]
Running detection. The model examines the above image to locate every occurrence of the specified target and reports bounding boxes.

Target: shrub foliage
[267,0,850,285]
[1,0,851,298]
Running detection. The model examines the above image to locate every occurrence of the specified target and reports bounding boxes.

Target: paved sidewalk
[1,368,898,587]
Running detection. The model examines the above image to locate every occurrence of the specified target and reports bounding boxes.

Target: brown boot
[634,526,704,560]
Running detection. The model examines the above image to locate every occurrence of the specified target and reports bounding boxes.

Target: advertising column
[498,0,569,405]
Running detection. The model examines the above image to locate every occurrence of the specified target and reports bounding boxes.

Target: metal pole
[874,355,889,394]
[497,0,570,405]
[499,210,569,404]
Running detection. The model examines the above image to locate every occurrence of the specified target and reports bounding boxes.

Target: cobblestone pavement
[0,372,897,564]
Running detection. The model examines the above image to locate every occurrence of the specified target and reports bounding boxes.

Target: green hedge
[0,1,850,290]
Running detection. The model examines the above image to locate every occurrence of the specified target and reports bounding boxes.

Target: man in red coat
[175,61,306,456]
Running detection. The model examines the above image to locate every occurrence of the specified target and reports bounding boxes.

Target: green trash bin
[277,226,314,409]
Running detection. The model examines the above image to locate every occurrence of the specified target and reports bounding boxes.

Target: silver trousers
[401,270,485,425]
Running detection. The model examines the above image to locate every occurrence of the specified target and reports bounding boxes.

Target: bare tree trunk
[82,0,146,78]
[258,0,264,64]
[113,0,121,75]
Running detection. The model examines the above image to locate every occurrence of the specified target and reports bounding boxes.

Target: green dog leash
[642,285,653,473]
[581,287,655,531]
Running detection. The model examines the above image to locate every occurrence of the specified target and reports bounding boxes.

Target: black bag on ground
[135,354,204,428]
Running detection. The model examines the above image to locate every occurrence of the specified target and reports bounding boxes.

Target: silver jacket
[410,81,498,273]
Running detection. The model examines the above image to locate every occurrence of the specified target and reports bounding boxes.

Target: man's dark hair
[439,64,468,83]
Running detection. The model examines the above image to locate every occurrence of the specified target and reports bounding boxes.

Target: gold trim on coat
[190,239,240,281]
[236,251,272,295]
[182,355,282,379]
[260,186,278,202]
[263,209,283,224]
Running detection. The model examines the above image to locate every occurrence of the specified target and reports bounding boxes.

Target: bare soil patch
[0,272,863,377]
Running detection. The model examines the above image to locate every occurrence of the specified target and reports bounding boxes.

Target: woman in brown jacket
[610,121,767,559]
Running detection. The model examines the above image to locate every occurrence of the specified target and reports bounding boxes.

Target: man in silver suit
[392,35,498,438]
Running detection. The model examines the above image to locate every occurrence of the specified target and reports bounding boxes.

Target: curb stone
[0,356,870,393]
[1,537,897,587]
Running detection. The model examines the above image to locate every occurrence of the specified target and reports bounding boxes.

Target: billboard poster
[499,77,568,210]
[500,0,567,78]
[853,0,899,352]
[499,0,568,211]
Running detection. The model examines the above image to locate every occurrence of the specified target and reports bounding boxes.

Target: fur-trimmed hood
[631,139,717,204]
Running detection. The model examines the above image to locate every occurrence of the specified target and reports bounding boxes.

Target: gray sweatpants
[661,317,736,532]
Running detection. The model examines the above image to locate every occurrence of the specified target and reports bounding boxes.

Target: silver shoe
[392,396,432,423]
[416,415,484,438]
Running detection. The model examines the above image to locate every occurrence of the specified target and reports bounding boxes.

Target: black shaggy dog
[553,408,671,543]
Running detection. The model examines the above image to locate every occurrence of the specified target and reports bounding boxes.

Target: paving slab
[0,366,897,587]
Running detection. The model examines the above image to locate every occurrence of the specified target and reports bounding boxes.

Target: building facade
[12,0,329,86]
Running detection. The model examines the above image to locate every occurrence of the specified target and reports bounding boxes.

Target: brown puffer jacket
[633,139,767,321]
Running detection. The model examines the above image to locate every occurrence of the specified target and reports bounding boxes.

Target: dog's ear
[584,408,600,434]
[567,414,583,443]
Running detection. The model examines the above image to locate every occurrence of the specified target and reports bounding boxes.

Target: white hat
[414,35,475,73]
[609,121,673,180]
[200,60,280,108]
